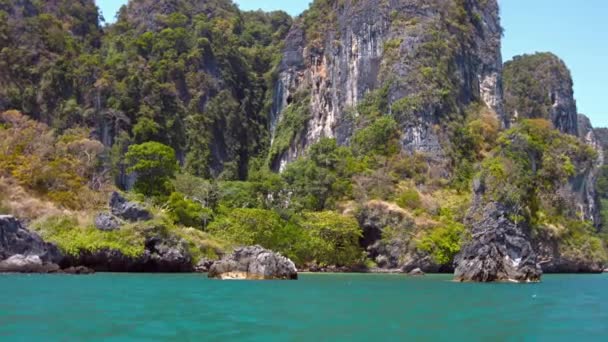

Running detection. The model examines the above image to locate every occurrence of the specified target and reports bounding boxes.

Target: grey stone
[60,266,95,275]
[408,268,425,276]
[194,259,215,273]
[209,246,297,280]
[94,213,122,231]
[0,254,60,273]
[454,202,542,283]
[0,215,63,264]
[109,192,152,222]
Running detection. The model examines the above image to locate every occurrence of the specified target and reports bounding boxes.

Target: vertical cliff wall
[269,0,504,170]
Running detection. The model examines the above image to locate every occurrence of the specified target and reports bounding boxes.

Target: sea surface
[0,273,606,341]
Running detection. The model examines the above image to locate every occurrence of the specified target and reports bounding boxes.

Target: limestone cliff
[503,53,578,135]
[270,0,504,170]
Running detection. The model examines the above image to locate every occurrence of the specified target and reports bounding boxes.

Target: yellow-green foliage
[395,188,422,210]
[0,110,108,210]
[175,227,231,263]
[416,210,467,265]
[299,211,364,267]
[32,215,145,258]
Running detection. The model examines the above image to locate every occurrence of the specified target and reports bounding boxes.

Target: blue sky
[97,0,607,127]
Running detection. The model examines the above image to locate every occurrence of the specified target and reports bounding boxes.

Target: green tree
[299,212,364,267]
[126,142,178,197]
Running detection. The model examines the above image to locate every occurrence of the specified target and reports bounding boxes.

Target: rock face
[109,192,152,222]
[0,215,63,267]
[270,0,504,170]
[61,236,193,273]
[454,201,542,283]
[94,212,122,231]
[356,201,449,273]
[194,258,215,273]
[504,53,578,135]
[208,246,298,280]
[571,114,604,225]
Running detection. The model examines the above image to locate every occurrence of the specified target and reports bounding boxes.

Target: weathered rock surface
[408,268,425,276]
[0,215,63,265]
[61,236,193,273]
[94,212,123,231]
[109,192,152,222]
[270,0,504,170]
[194,258,215,273]
[208,246,298,280]
[0,254,60,273]
[454,202,542,283]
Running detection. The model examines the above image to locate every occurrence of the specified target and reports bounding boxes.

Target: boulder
[0,215,63,264]
[109,192,152,222]
[408,268,425,276]
[94,213,122,231]
[454,202,542,283]
[208,246,297,280]
[0,254,60,273]
[194,258,215,273]
[60,266,95,275]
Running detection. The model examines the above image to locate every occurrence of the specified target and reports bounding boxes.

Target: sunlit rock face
[270,0,504,170]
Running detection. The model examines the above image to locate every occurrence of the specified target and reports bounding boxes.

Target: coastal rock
[0,215,63,264]
[208,246,298,280]
[94,213,122,231]
[60,266,95,275]
[109,192,152,222]
[534,229,605,273]
[454,202,542,283]
[408,268,425,276]
[194,259,215,273]
[0,254,60,273]
[61,236,193,272]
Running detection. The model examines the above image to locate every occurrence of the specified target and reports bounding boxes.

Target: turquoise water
[0,273,607,341]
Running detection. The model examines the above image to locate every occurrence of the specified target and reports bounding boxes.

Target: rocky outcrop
[0,254,60,273]
[408,268,425,276]
[0,215,63,265]
[61,236,193,273]
[270,0,504,170]
[454,202,542,282]
[109,192,152,222]
[208,246,298,280]
[194,258,215,273]
[356,201,450,273]
[504,52,578,135]
[94,212,122,231]
[533,228,604,273]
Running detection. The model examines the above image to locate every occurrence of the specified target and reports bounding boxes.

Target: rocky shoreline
[1,213,605,279]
